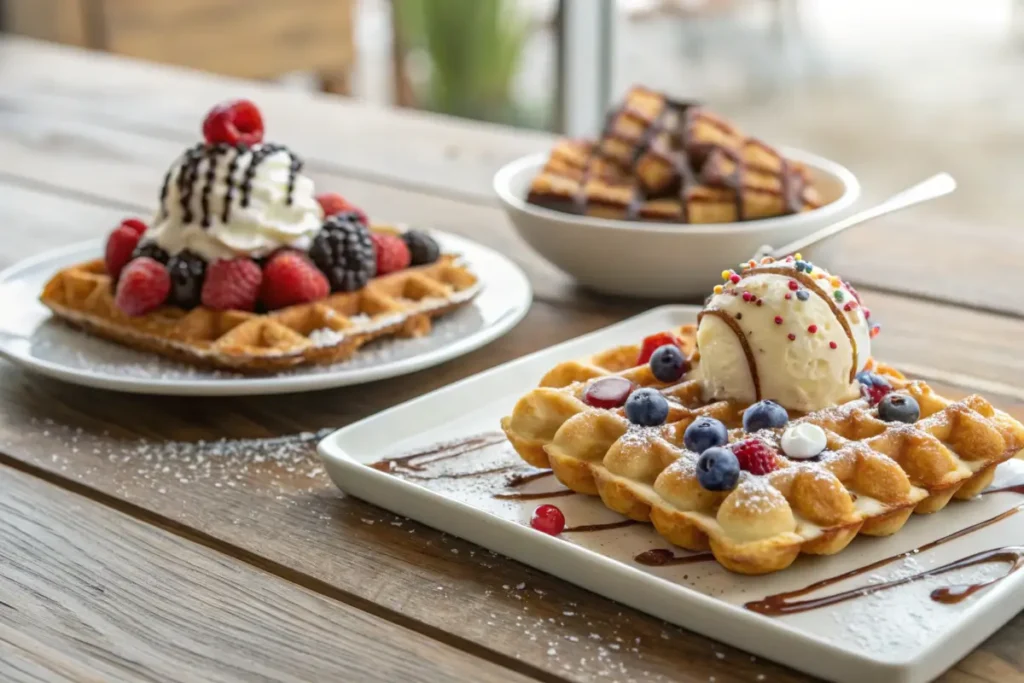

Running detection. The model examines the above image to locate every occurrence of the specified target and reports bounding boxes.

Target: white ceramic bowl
[494,149,860,298]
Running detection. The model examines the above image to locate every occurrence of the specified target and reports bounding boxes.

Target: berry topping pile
[105,100,442,318]
[856,371,892,406]
[583,376,633,409]
[696,447,740,491]
[742,400,789,433]
[625,388,670,427]
[731,438,778,475]
[683,416,728,454]
[877,394,920,424]
[202,100,264,146]
[649,344,690,383]
[530,504,566,535]
[309,214,377,292]
[636,332,681,366]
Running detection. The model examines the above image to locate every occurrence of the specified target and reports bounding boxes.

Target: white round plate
[0,232,532,396]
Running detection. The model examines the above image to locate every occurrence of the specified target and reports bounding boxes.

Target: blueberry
[624,388,670,427]
[742,399,789,433]
[649,345,689,383]
[683,416,728,454]
[696,447,740,491]
[877,394,920,424]
[856,371,890,389]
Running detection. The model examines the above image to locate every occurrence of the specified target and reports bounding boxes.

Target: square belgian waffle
[526,86,822,224]
[40,227,480,373]
[501,325,1024,574]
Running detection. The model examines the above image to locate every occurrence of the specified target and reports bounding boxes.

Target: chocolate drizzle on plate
[745,504,1024,616]
[157,142,304,227]
[635,548,716,567]
[563,520,639,533]
[369,433,506,476]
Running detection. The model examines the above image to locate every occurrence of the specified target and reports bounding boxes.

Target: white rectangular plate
[318,305,1024,683]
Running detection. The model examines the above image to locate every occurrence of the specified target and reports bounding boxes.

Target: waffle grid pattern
[526,86,821,224]
[501,325,1024,574]
[41,245,479,373]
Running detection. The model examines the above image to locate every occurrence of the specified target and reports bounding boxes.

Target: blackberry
[309,215,376,292]
[166,250,206,309]
[402,230,440,266]
[132,241,170,265]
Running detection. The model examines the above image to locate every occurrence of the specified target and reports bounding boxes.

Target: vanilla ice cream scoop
[696,257,877,412]
[146,142,324,261]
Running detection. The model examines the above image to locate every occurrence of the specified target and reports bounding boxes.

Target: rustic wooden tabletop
[0,36,1022,683]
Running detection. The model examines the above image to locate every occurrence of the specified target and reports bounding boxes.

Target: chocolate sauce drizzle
[369,433,506,476]
[157,142,303,227]
[635,548,716,566]
[563,520,639,533]
[697,308,762,402]
[746,504,1024,616]
[575,94,802,222]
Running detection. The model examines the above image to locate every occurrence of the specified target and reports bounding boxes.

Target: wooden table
[1,36,1022,683]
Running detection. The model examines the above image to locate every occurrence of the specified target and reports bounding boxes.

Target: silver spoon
[754,172,957,261]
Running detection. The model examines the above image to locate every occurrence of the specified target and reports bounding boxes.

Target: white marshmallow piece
[781,423,827,460]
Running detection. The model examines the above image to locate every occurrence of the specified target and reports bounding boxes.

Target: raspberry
[370,233,411,276]
[120,218,148,238]
[857,371,892,406]
[636,332,681,366]
[105,225,143,280]
[202,100,264,146]
[731,438,778,475]
[260,250,330,310]
[316,193,368,224]
[114,257,170,316]
[201,258,262,311]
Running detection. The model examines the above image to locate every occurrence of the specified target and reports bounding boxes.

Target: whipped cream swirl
[146,143,323,261]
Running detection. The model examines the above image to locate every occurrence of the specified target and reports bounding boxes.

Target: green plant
[394,0,531,125]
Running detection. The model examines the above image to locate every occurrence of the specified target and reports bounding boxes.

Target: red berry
[861,382,891,406]
[370,233,412,276]
[731,438,778,475]
[260,250,330,310]
[637,332,681,366]
[114,257,170,316]
[315,193,368,224]
[583,376,633,409]
[530,505,565,536]
[201,258,262,311]
[104,225,143,280]
[120,218,148,237]
[202,99,264,146]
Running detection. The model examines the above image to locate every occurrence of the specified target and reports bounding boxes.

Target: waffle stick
[501,325,1024,574]
[41,241,480,373]
[527,86,821,224]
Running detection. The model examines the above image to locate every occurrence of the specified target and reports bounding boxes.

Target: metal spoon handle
[760,172,957,260]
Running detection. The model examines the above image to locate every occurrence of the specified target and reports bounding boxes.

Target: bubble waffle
[501,325,1024,574]
[526,86,822,224]
[40,228,480,373]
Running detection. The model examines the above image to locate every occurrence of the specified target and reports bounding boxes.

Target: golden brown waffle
[501,325,1024,574]
[40,230,480,373]
[527,86,822,224]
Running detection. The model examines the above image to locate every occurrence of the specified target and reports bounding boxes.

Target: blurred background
[4,0,1022,238]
